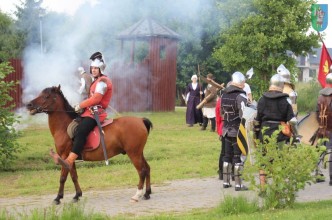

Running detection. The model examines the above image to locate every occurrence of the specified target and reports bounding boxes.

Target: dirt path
[1,170,332,218]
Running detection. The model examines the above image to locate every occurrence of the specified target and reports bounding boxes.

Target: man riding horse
[50,52,113,171]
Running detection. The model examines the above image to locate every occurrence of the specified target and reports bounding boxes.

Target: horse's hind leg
[129,153,149,202]
[143,157,151,200]
[69,163,83,202]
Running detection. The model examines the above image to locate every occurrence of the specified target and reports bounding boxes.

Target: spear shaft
[197,64,202,101]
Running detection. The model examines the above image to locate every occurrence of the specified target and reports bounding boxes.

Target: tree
[14,0,45,53]
[213,0,319,98]
[0,12,21,60]
[169,0,228,100]
[0,62,22,170]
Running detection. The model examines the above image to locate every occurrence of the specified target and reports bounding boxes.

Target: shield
[311,4,328,32]
[298,112,319,145]
[237,106,257,162]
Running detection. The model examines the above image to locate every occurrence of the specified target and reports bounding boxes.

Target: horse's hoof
[130,198,138,203]
[53,200,61,205]
[143,194,150,200]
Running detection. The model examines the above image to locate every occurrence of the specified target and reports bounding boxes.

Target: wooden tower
[111,18,180,112]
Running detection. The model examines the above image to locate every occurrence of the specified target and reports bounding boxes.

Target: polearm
[196,74,225,109]
[197,64,202,101]
[200,74,224,90]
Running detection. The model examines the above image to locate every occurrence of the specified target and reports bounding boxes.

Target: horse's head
[26,85,62,115]
[27,85,78,119]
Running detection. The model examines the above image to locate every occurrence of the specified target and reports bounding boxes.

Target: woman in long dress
[185,74,203,127]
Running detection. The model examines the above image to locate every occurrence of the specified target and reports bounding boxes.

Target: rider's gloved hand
[74,104,82,113]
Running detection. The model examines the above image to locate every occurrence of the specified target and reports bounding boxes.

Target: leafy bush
[244,130,320,209]
[0,62,22,170]
[296,81,321,113]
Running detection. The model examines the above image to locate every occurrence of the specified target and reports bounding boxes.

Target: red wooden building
[111,18,180,112]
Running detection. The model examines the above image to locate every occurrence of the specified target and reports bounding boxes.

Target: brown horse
[26,85,152,204]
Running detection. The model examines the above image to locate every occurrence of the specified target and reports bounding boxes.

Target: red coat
[215,97,223,136]
[80,75,113,122]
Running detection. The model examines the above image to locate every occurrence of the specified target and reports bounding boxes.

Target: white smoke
[21,0,214,115]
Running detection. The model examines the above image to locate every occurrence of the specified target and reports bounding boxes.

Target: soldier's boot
[50,149,78,171]
[223,162,232,188]
[210,117,216,132]
[234,163,248,191]
[200,116,208,130]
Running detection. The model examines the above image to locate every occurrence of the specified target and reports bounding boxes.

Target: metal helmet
[269,73,284,91]
[277,64,291,83]
[90,52,106,74]
[231,71,245,88]
[326,73,332,84]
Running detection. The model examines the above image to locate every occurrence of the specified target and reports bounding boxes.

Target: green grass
[0,107,220,197]
[151,199,332,220]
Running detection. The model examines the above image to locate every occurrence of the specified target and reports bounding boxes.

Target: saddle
[67,118,113,152]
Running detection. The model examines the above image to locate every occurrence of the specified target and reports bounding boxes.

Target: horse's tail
[142,117,153,134]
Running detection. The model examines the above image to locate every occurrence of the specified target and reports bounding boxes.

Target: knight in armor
[50,52,113,171]
[220,72,249,191]
[316,71,332,186]
[277,64,298,116]
[78,66,93,100]
[201,73,218,132]
[254,74,298,189]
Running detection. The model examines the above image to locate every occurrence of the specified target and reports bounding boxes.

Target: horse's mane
[48,86,78,119]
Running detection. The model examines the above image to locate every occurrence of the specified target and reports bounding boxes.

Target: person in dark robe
[185,74,203,127]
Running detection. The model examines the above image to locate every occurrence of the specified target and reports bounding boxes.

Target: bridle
[29,89,75,114]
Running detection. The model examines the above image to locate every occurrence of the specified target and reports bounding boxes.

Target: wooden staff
[197,64,202,101]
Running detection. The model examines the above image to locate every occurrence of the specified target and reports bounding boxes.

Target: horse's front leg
[53,168,69,205]
[69,163,82,202]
